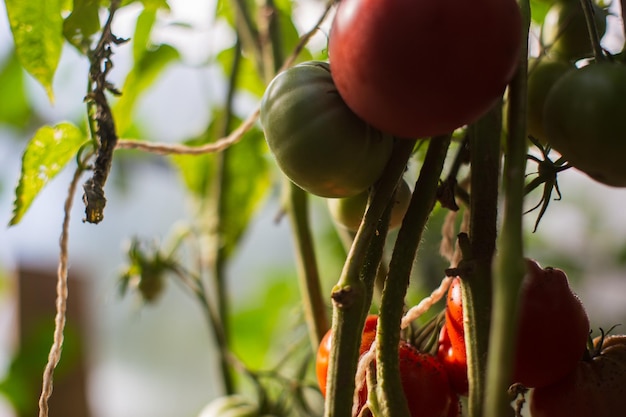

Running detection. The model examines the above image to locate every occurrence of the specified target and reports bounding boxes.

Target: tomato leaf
[530,0,551,24]
[9,122,85,226]
[63,0,101,54]
[4,0,64,101]
[0,51,31,128]
[113,44,179,135]
[113,6,180,136]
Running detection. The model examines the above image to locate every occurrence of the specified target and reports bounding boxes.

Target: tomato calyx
[524,136,570,233]
[584,325,622,360]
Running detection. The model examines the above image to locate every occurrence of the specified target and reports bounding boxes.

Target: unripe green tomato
[541,0,607,61]
[543,62,626,187]
[327,178,411,231]
[527,58,575,142]
[260,61,394,198]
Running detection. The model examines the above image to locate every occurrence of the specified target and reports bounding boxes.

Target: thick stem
[324,139,416,417]
[376,135,451,417]
[484,0,530,415]
[286,182,330,347]
[464,103,502,417]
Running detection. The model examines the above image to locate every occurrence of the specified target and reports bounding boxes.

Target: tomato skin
[512,259,590,388]
[526,58,575,143]
[327,178,411,231]
[543,62,626,187]
[260,61,393,198]
[541,0,607,61]
[530,335,626,417]
[315,315,378,397]
[328,0,521,138]
[397,341,459,417]
[438,325,468,397]
[439,278,468,396]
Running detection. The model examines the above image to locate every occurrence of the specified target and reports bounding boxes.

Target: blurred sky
[1,1,626,417]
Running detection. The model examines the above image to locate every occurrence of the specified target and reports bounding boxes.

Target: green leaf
[63,0,101,54]
[0,51,31,128]
[9,122,85,226]
[530,0,551,24]
[133,8,158,61]
[5,0,64,101]
[113,44,180,135]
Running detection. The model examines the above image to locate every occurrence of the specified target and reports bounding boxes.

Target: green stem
[285,181,330,347]
[465,104,502,417]
[484,0,530,415]
[376,135,450,417]
[324,139,416,417]
[580,0,605,62]
[205,36,244,396]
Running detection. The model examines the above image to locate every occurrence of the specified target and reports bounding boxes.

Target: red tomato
[328,0,522,138]
[530,335,626,417]
[438,325,468,397]
[315,315,378,397]
[442,261,590,391]
[397,341,460,417]
[513,259,590,388]
[438,278,469,396]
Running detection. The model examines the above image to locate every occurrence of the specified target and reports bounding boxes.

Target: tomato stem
[484,0,530,415]
[579,0,606,62]
[376,135,450,417]
[463,100,502,417]
[285,181,330,348]
[325,139,416,417]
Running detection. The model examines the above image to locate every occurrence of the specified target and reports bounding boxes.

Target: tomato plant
[541,0,607,61]
[327,178,411,232]
[328,0,522,138]
[260,61,394,198]
[543,62,626,187]
[530,334,626,417]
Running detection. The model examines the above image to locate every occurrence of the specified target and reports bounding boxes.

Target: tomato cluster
[315,315,461,417]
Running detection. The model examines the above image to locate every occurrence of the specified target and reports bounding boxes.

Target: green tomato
[543,62,626,187]
[527,58,576,143]
[327,178,411,231]
[541,0,607,61]
[260,61,394,198]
